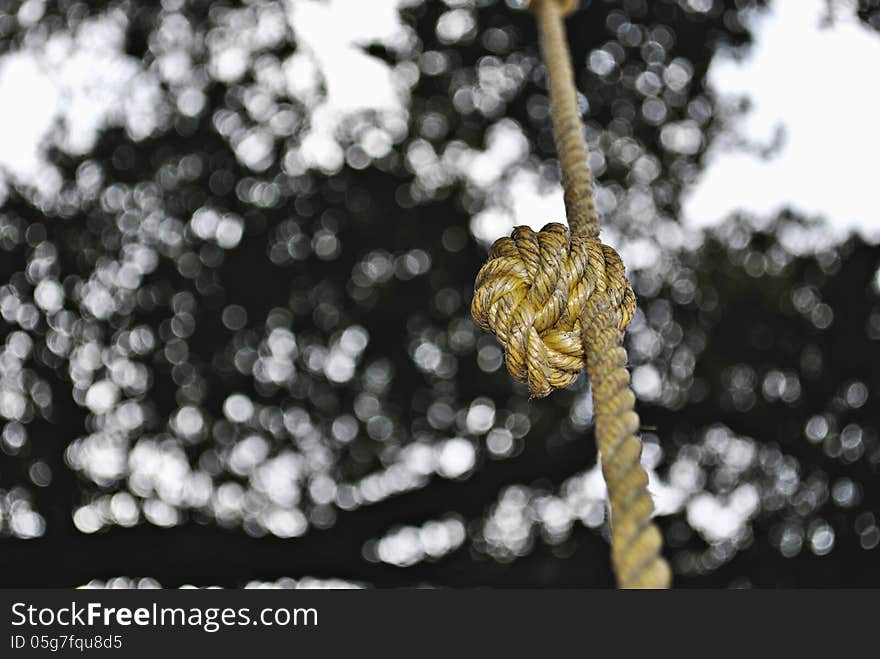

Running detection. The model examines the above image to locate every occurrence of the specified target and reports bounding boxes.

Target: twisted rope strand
[533,0,599,239]
[471,0,671,588]
[583,308,671,588]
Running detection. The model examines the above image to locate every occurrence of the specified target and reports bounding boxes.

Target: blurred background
[0,0,878,588]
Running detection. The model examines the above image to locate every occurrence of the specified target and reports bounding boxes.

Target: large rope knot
[471,222,636,398]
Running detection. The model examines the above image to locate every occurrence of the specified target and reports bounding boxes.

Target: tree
[0,0,876,588]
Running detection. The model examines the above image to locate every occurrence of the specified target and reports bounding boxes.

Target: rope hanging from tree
[470,0,671,589]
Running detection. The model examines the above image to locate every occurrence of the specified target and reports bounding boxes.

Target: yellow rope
[470,0,671,588]
[533,0,599,239]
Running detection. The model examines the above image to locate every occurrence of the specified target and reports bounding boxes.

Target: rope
[470,0,671,588]
[533,0,599,239]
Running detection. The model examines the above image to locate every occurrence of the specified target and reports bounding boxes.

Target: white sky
[0,10,160,202]
[682,0,880,243]
[473,0,880,253]
[1,0,877,251]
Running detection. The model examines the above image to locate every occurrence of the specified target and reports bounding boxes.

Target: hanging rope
[470,0,671,588]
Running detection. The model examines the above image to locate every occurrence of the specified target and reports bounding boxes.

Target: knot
[471,223,636,398]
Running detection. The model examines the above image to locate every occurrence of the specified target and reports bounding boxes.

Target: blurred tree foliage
[0,0,877,588]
